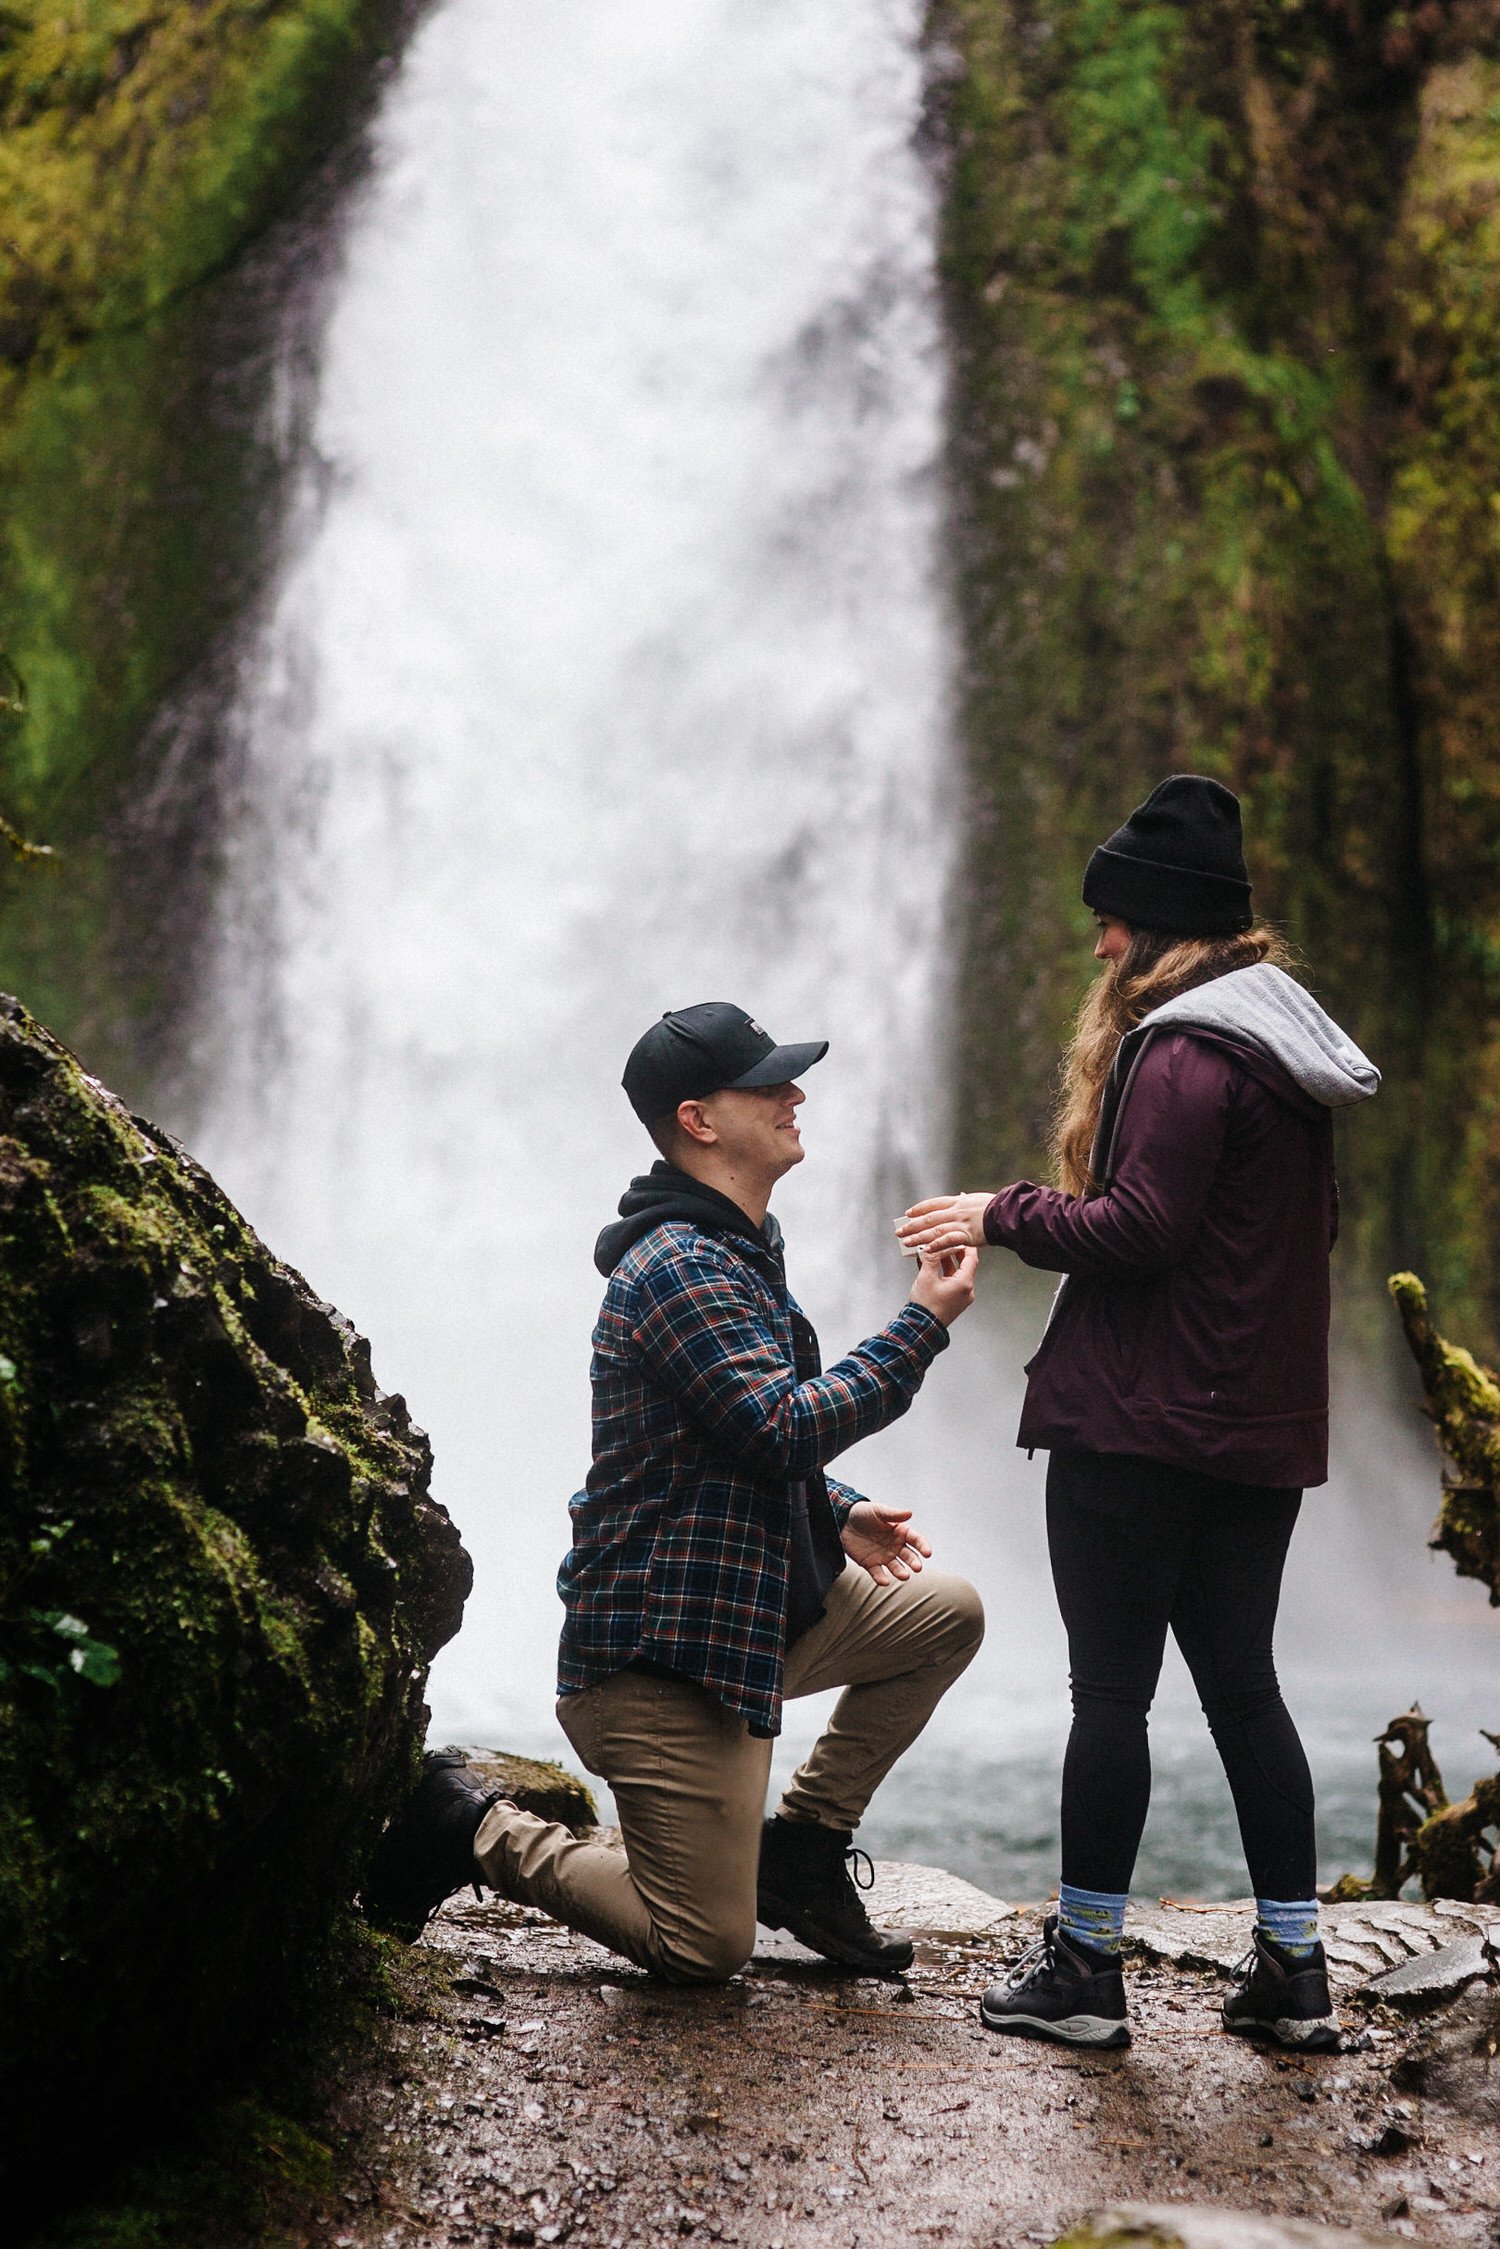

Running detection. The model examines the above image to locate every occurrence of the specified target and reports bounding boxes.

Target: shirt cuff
[888,1299,950,1361]
[824,1477,860,1527]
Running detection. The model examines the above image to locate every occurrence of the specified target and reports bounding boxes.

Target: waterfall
[198,0,961,1742]
[196,0,1500,1890]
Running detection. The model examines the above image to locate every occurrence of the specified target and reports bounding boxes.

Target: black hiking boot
[360,1750,503,1940]
[1222,1929,1339,2052]
[978,1914,1131,2049]
[756,1816,914,1974]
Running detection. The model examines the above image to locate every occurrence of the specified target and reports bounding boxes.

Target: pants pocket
[556,1689,605,1779]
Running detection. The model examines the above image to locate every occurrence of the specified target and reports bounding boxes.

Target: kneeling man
[366,1003,982,1978]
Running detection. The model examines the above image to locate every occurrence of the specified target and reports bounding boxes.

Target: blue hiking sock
[1058,1882,1128,1957]
[1256,1897,1320,1959]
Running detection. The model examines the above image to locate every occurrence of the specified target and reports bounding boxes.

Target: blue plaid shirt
[557,1213,948,1736]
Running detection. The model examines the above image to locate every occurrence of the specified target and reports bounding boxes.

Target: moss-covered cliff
[0,0,417,1104]
[0,991,470,2209]
[933,0,1500,1347]
[7,0,1499,1356]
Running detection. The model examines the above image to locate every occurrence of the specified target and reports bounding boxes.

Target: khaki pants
[472,1565,983,1983]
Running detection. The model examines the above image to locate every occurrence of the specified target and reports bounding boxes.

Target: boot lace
[845,1846,875,1892]
[1000,1927,1055,1995]
[831,1844,879,1932]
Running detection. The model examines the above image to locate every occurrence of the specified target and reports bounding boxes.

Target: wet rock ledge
[0,994,471,2203]
[307,1870,1499,2249]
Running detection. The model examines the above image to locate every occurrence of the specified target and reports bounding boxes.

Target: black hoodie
[594,1163,844,1644]
[594,1163,779,1276]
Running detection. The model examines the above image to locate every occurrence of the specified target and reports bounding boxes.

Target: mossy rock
[1389,1270,1500,1604]
[0,993,471,2205]
[444,1748,597,1835]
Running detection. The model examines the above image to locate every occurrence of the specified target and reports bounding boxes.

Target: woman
[899,774,1378,2052]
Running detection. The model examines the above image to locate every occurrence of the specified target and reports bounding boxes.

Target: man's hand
[898,1192,993,1259]
[841,1499,932,1585]
[908,1241,978,1326]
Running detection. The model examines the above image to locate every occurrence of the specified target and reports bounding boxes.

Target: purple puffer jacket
[986,1027,1339,1488]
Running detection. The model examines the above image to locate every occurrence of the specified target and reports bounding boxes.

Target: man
[365,1002,982,1979]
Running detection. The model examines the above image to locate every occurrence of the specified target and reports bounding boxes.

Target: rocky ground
[305,1872,1499,2249]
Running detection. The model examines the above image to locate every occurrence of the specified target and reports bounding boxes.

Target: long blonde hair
[1052,924,1295,1196]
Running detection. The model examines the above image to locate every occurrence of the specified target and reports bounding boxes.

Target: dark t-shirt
[783,1478,839,1645]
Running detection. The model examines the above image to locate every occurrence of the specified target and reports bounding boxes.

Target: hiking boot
[978,1914,1131,2048]
[360,1750,502,1940]
[1222,1929,1339,2052]
[756,1816,914,1974]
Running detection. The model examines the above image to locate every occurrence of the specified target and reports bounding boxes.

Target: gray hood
[1142,963,1379,1109]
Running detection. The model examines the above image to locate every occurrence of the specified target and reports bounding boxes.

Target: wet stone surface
[1362,1935,1499,2011]
[312,1878,1499,2249]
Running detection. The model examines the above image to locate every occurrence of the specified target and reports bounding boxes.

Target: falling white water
[195,0,1500,1896]
[198,0,963,1744]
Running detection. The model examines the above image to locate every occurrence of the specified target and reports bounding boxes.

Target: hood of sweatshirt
[1141,962,1380,1110]
[594,1161,783,1276]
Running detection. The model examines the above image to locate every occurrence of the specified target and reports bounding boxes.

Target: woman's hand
[840,1499,932,1585]
[898,1192,993,1258]
[909,1242,978,1326]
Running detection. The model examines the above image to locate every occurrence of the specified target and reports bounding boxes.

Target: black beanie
[1081,774,1252,936]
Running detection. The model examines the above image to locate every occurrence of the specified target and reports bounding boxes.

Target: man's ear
[676,1098,717,1148]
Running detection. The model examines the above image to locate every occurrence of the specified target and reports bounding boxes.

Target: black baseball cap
[622,1002,828,1124]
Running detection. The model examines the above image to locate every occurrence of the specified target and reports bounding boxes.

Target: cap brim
[725,1039,828,1089]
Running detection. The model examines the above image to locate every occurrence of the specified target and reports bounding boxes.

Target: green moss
[1381,55,1500,1345]
[0,994,471,2212]
[0,0,417,1106]
[935,0,1500,1343]
[1050,2221,1184,2249]
[0,2,407,356]
[455,1747,600,1834]
[0,287,280,1082]
[1411,1769,1500,1904]
[1388,1270,1500,1604]
[25,1913,448,2249]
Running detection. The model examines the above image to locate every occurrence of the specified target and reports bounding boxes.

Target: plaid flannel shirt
[557,1213,948,1736]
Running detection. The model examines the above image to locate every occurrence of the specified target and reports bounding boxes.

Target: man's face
[693,1080,806,1183]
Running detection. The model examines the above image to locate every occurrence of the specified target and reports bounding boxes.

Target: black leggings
[1046,1447,1316,1900]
